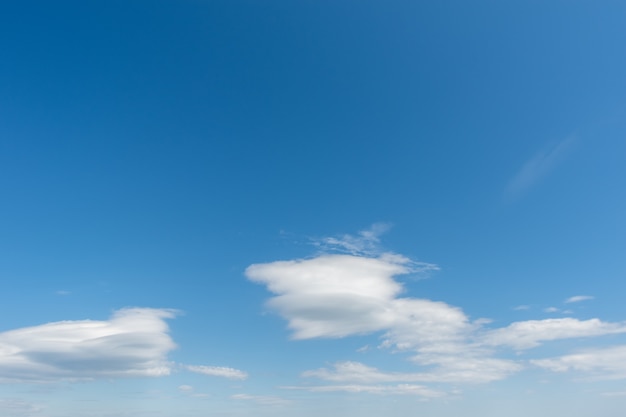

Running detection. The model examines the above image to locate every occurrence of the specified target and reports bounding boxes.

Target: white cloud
[504,136,576,200]
[178,384,194,392]
[246,252,518,384]
[531,345,626,380]
[246,253,413,339]
[183,365,248,380]
[0,308,177,383]
[544,307,559,313]
[482,318,626,350]
[565,295,594,304]
[513,305,530,311]
[231,393,290,406]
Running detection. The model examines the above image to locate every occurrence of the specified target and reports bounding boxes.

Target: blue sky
[1,1,626,416]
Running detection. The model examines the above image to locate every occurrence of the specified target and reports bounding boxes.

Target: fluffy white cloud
[183,365,248,380]
[246,254,463,346]
[0,308,177,382]
[482,318,626,350]
[531,345,626,379]
[246,253,412,339]
[246,252,518,384]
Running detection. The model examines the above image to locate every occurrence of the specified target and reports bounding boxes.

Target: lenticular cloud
[0,308,178,382]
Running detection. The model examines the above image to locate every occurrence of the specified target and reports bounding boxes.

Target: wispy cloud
[183,365,248,380]
[284,383,445,398]
[504,136,576,201]
[311,223,392,256]
[565,295,594,304]
[0,308,178,383]
[231,393,290,406]
[0,398,42,416]
[178,384,210,398]
[601,390,626,397]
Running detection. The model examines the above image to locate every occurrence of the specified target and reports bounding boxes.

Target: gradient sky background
[1,1,626,416]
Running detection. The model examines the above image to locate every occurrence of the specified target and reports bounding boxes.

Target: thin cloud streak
[504,136,576,201]
[183,365,248,380]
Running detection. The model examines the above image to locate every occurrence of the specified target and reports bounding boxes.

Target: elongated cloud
[183,365,248,380]
[0,308,177,382]
[303,360,520,385]
[482,318,626,349]
[565,295,594,304]
[531,345,626,380]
